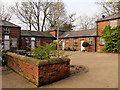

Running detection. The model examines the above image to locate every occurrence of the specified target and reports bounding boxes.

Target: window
[66,40,69,44]
[4,28,10,34]
[100,37,105,45]
[36,40,40,45]
[74,39,78,45]
[110,20,117,28]
[11,40,17,47]
[4,35,9,40]
[31,37,35,41]
[88,38,92,45]
[26,40,29,47]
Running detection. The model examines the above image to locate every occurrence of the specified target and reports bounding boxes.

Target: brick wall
[60,37,96,52]
[5,52,70,86]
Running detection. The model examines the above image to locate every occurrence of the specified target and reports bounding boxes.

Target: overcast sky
[0,0,102,30]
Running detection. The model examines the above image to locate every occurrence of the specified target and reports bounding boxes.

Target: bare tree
[12,0,68,31]
[61,13,77,31]
[78,15,97,30]
[0,5,12,21]
[96,0,120,16]
[41,1,52,32]
[46,2,67,29]
[30,1,42,31]
[12,2,34,30]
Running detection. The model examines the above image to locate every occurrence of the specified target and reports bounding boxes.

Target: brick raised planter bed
[4,52,70,86]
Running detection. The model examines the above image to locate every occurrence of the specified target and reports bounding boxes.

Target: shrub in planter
[82,42,89,47]
[32,42,69,60]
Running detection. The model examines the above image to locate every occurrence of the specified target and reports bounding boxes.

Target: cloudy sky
[0,0,102,30]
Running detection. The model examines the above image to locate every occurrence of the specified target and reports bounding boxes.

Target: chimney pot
[102,15,105,18]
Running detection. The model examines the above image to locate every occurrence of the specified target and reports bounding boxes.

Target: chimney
[102,15,105,18]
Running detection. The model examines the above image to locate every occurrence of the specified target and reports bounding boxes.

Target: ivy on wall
[101,25,120,52]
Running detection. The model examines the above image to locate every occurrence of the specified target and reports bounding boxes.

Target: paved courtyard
[2,52,118,88]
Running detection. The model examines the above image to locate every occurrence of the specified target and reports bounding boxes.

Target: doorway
[81,40,84,51]
[31,41,35,49]
[4,41,10,50]
[62,41,65,50]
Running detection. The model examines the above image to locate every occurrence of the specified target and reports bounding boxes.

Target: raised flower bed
[4,52,70,86]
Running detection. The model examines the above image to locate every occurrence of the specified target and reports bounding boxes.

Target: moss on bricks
[6,52,70,66]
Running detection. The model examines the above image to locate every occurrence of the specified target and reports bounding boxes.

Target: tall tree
[96,0,120,16]
[12,1,34,30]
[47,2,67,29]
[41,1,52,32]
[61,13,77,31]
[78,15,97,30]
[0,5,12,21]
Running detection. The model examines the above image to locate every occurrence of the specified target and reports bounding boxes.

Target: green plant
[82,42,89,47]
[101,26,120,53]
[72,48,77,51]
[82,49,86,52]
[32,42,57,60]
[32,42,69,60]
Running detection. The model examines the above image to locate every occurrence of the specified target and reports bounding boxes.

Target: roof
[60,29,97,38]
[0,20,21,28]
[21,30,54,38]
[96,13,120,22]
[47,27,71,32]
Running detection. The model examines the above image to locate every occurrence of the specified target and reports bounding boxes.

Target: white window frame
[74,39,78,45]
[110,20,117,28]
[100,37,105,45]
[4,35,9,40]
[4,28,10,34]
[36,40,40,45]
[26,40,29,47]
[66,40,69,44]
[88,38,92,45]
[11,40,17,47]
[31,37,35,41]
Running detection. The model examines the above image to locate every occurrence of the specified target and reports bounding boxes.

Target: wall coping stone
[6,52,70,66]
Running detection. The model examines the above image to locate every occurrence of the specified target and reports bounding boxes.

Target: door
[31,41,35,49]
[62,41,65,50]
[81,40,84,51]
[4,41,10,50]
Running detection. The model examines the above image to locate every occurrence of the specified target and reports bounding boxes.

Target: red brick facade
[2,26,21,51]
[60,37,96,52]
[96,18,120,51]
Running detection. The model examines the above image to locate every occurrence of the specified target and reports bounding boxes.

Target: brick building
[0,13,119,52]
[96,13,120,51]
[21,30,54,51]
[0,20,21,51]
[0,20,54,51]
[59,29,97,52]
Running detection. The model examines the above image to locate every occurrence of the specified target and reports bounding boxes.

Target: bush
[101,26,120,53]
[82,42,89,47]
[82,49,86,52]
[68,47,71,51]
[72,48,77,51]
